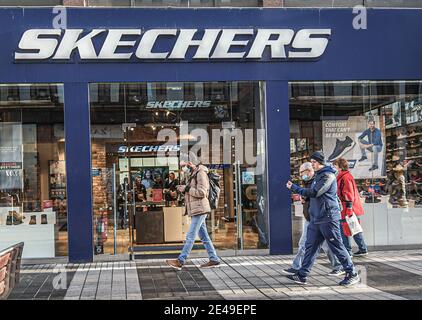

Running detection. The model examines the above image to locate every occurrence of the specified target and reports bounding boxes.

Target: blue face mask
[302,175,310,181]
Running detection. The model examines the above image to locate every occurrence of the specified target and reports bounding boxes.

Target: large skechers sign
[14,28,331,62]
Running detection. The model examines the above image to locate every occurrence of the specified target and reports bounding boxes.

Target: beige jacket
[184,165,211,217]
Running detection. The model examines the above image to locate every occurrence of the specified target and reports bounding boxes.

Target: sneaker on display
[328,136,356,162]
[29,215,36,225]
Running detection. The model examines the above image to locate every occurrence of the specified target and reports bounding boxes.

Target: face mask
[181,166,190,173]
[302,174,310,181]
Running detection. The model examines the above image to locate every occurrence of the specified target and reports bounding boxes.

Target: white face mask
[181,166,190,173]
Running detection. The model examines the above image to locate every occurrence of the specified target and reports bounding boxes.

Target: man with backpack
[166,152,221,270]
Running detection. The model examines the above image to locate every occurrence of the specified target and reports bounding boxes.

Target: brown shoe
[200,260,221,269]
[166,259,183,270]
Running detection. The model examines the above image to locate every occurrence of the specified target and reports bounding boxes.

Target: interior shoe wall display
[323,116,386,179]
[405,99,422,125]
[384,102,402,129]
[290,139,296,154]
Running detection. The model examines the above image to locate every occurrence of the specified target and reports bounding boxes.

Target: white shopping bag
[345,213,363,236]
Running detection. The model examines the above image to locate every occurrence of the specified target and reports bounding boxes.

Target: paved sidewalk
[7,249,422,300]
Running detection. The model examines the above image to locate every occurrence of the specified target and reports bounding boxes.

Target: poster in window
[322,116,386,179]
[405,99,422,124]
[0,122,23,190]
[49,160,66,199]
[296,138,308,151]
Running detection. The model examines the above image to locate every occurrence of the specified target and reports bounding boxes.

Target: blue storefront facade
[0,7,422,263]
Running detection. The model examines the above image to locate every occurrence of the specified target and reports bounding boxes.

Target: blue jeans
[360,140,382,166]
[178,213,220,264]
[341,227,368,254]
[292,220,342,271]
[298,221,355,278]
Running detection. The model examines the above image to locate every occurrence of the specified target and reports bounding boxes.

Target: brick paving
[7,249,422,300]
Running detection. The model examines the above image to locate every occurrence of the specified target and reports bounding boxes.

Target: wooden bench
[0,242,24,300]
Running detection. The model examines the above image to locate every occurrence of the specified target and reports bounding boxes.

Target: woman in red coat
[333,158,368,257]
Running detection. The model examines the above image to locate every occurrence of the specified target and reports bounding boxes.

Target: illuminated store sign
[146,101,212,109]
[118,145,181,153]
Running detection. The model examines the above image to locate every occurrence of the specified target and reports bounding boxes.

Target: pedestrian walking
[283,162,345,277]
[285,151,360,286]
[333,158,368,257]
[166,152,220,270]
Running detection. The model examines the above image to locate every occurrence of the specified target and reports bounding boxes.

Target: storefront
[0,7,421,262]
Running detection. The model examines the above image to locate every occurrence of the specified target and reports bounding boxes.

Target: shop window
[289,81,422,250]
[0,84,67,259]
[89,81,268,257]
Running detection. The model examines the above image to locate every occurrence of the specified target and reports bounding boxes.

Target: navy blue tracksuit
[291,165,355,278]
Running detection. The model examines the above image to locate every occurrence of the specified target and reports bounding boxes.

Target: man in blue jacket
[358,119,383,171]
[286,151,360,286]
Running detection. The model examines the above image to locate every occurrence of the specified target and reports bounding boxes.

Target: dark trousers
[340,228,368,254]
[298,220,355,278]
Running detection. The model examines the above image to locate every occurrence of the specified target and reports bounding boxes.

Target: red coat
[337,170,364,236]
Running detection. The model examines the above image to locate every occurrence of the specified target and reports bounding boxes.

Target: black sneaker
[328,136,356,161]
[286,274,307,285]
[369,165,379,171]
[282,268,298,275]
[358,155,368,162]
[328,269,346,277]
[353,250,368,256]
[339,272,360,287]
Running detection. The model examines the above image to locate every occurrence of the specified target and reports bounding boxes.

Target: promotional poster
[49,160,67,199]
[0,122,23,190]
[323,116,386,179]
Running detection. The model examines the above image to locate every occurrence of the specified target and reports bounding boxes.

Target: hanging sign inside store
[118,145,181,153]
[14,28,331,62]
[146,101,211,109]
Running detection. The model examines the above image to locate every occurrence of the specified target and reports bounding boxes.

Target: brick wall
[63,0,85,6]
[263,0,283,7]
[91,140,107,218]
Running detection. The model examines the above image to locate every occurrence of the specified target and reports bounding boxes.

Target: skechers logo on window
[14,28,331,62]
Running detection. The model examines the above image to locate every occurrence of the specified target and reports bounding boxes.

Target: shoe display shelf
[0,207,56,258]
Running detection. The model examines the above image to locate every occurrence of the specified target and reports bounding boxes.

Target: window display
[290,81,422,248]
[0,84,67,258]
[323,116,386,177]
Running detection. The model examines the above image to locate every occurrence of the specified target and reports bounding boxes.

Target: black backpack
[207,171,221,209]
